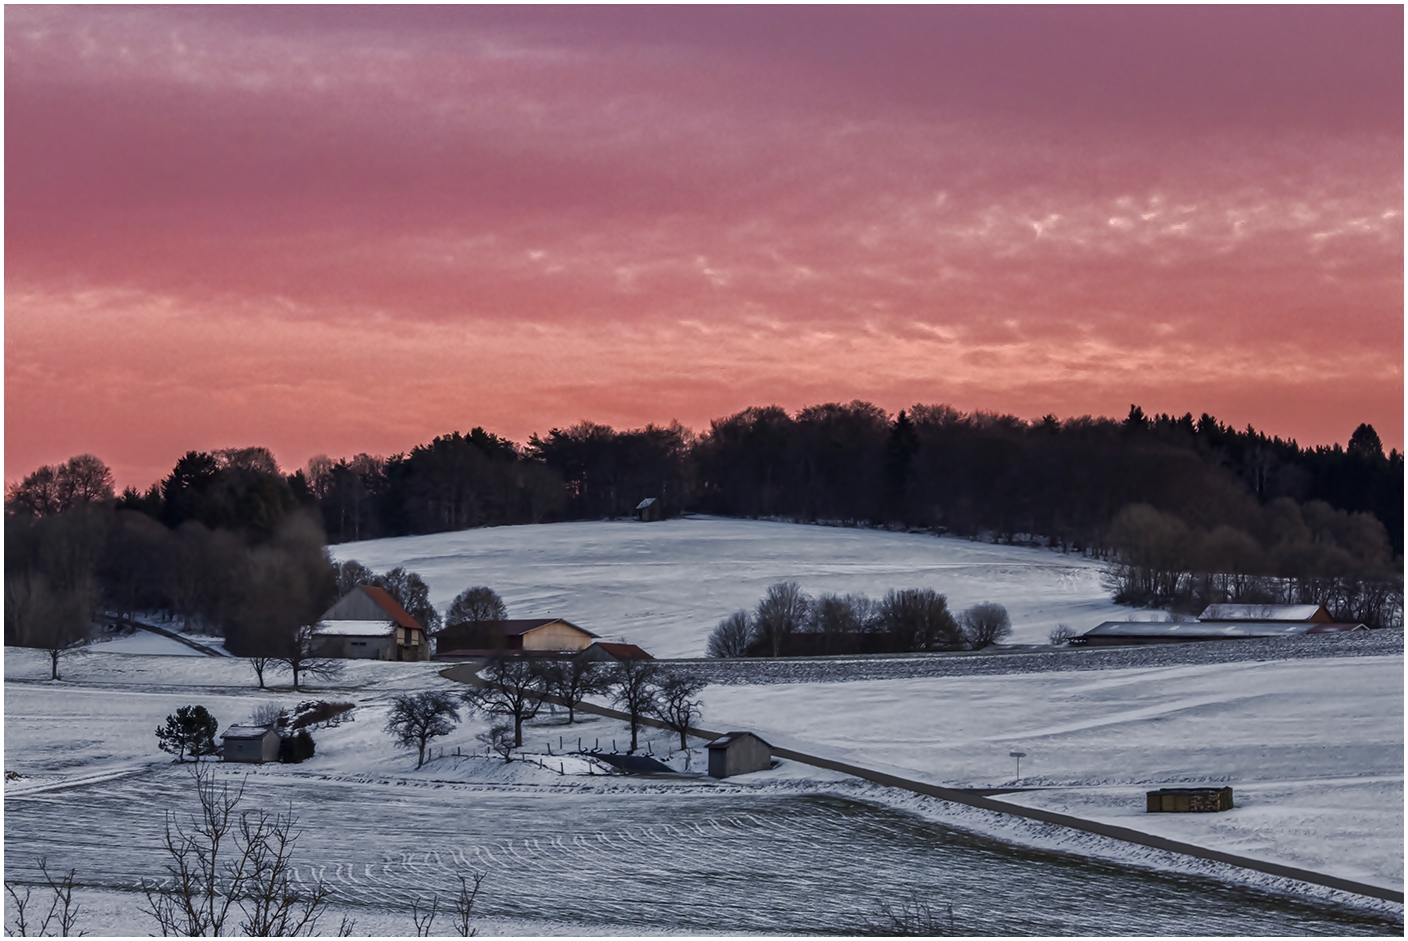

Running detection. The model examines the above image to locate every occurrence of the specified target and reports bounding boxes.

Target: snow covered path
[331,516,1132,655]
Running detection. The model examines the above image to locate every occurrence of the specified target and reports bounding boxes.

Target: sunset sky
[6,6,1403,488]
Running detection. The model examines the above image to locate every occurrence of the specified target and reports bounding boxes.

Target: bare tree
[4,570,91,680]
[479,722,516,762]
[1048,624,1077,646]
[4,857,83,937]
[959,602,1011,649]
[246,653,280,690]
[450,872,485,937]
[330,560,373,599]
[385,691,461,769]
[541,657,607,723]
[653,671,708,751]
[609,658,662,753]
[876,588,960,651]
[706,610,753,658]
[411,895,439,937]
[277,624,344,692]
[4,454,114,517]
[755,581,811,657]
[463,657,549,747]
[139,765,342,937]
[446,586,507,626]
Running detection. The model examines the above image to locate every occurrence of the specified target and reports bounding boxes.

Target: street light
[1009,751,1026,781]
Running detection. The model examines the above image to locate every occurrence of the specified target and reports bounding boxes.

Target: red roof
[359,585,424,631]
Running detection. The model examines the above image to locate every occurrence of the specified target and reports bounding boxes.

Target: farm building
[434,618,598,659]
[1070,620,1366,647]
[1197,603,1332,623]
[635,497,663,521]
[310,585,430,661]
[1147,786,1234,813]
[579,642,654,662]
[221,725,281,763]
[707,731,773,779]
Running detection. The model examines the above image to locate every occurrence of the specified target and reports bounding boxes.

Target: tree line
[6,402,1402,646]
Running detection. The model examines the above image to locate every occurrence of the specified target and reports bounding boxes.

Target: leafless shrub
[1048,624,1077,646]
[411,894,439,936]
[4,857,83,936]
[859,891,955,936]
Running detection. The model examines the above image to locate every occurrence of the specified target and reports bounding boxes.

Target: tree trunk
[49,648,60,680]
[513,714,523,747]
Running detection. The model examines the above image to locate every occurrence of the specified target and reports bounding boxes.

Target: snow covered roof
[314,619,395,637]
[222,725,277,740]
[1197,604,1331,623]
[636,497,657,509]
[1082,620,1360,639]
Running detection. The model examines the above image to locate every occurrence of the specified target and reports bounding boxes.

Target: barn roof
[358,585,424,630]
[315,619,395,637]
[708,731,771,750]
[1197,603,1330,622]
[1082,620,1362,639]
[222,725,277,740]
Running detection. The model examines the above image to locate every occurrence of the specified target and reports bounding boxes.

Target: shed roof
[358,586,424,630]
[1082,620,1361,639]
[222,725,277,740]
[584,642,654,661]
[707,731,771,750]
[636,497,658,510]
[1197,603,1330,623]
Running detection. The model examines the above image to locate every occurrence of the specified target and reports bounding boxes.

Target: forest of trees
[5,403,1403,658]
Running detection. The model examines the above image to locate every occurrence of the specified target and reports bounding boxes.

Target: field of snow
[699,654,1404,894]
[331,516,1136,655]
[6,646,1402,935]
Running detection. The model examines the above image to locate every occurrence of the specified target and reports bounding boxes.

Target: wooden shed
[222,725,281,763]
[1146,786,1234,813]
[707,731,772,779]
[635,497,663,522]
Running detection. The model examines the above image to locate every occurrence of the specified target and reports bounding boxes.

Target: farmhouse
[221,725,280,763]
[707,731,772,778]
[579,641,654,662]
[1197,603,1332,623]
[1070,620,1366,646]
[311,585,430,661]
[434,618,598,659]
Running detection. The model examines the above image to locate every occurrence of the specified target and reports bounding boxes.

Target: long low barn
[1071,620,1366,646]
[434,618,598,658]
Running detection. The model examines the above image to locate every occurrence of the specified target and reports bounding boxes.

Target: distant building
[221,725,281,763]
[1070,620,1365,646]
[707,731,772,778]
[311,585,430,661]
[1197,603,1333,623]
[1146,786,1234,813]
[579,641,654,663]
[635,497,663,522]
[434,618,598,659]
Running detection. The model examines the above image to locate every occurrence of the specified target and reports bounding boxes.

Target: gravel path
[670,629,1404,685]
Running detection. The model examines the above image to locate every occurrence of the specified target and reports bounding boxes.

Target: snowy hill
[329,516,1138,657]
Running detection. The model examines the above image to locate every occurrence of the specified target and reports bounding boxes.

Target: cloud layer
[6,7,1402,485]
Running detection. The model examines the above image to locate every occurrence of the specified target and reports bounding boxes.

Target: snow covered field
[699,654,1404,894]
[5,520,1403,933]
[331,516,1135,654]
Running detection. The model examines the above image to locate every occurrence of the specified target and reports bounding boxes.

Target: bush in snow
[279,729,316,764]
[959,602,1011,648]
[155,705,219,762]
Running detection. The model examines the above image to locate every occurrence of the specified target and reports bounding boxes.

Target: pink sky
[6,6,1403,488]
